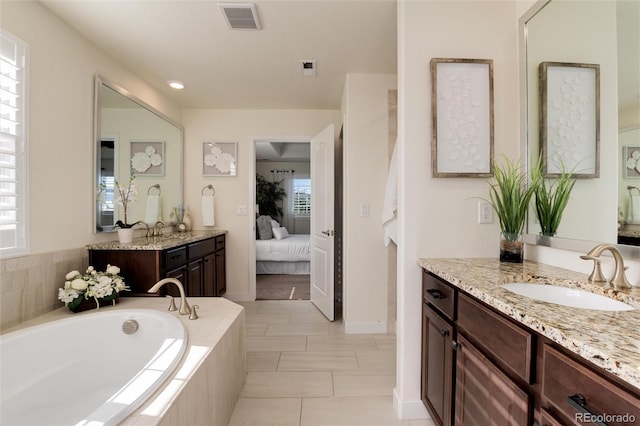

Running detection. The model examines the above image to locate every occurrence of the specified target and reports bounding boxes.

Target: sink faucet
[152,220,165,237]
[580,244,632,290]
[147,278,192,316]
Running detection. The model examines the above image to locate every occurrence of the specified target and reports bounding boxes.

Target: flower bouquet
[58,265,130,313]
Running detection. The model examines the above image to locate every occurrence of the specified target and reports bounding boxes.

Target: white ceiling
[40,0,398,110]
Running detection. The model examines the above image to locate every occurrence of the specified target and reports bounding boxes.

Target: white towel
[145,194,161,223]
[202,195,215,227]
[382,142,398,246]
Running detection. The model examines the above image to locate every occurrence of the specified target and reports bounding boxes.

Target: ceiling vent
[219,3,262,30]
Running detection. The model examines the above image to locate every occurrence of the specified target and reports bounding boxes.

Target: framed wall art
[539,62,600,178]
[624,146,640,178]
[130,141,165,176]
[430,58,494,177]
[203,141,237,177]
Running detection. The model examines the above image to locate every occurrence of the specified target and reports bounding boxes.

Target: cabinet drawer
[165,247,187,270]
[215,234,225,250]
[423,271,455,321]
[541,344,640,425]
[457,293,533,383]
[188,238,215,260]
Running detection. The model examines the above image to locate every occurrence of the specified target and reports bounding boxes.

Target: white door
[310,124,335,320]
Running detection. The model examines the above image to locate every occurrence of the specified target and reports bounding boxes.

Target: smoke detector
[219,3,262,30]
[300,60,317,77]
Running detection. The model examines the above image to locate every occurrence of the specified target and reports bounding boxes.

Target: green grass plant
[531,157,576,236]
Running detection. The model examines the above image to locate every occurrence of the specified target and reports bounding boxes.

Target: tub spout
[148,278,191,315]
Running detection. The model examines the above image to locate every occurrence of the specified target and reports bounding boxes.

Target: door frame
[248,135,312,300]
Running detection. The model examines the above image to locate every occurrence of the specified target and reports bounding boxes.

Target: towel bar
[202,185,215,196]
[148,184,161,195]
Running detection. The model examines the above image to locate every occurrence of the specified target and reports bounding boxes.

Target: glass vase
[500,232,523,263]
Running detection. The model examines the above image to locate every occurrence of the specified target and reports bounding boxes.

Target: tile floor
[229,300,435,426]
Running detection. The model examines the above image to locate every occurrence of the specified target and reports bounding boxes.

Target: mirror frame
[519,1,640,259]
[93,75,184,233]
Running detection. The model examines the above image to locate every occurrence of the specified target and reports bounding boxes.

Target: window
[0,30,28,258]
[292,178,311,214]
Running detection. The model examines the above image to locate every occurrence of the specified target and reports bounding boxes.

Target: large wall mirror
[94,76,183,232]
[522,0,640,256]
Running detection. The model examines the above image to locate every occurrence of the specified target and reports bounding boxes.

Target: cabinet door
[187,260,203,296]
[422,304,454,426]
[214,248,226,296]
[454,334,530,425]
[203,253,216,297]
[165,266,187,297]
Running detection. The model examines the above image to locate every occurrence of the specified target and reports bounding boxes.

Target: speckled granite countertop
[87,230,226,251]
[417,258,640,391]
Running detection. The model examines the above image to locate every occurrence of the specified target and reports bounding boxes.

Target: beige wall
[341,74,397,333]
[180,109,341,300]
[395,0,519,418]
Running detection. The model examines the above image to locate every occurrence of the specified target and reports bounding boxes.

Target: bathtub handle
[189,305,199,320]
[166,295,177,312]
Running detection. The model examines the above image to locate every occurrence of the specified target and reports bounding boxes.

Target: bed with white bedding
[256,234,311,274]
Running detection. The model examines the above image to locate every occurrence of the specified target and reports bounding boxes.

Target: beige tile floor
[229,300,434,426]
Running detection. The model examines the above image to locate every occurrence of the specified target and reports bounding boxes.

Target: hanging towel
[631,195,640,223]
[145,194,162,223]
[382,142,399,246]
[202,194,216,227]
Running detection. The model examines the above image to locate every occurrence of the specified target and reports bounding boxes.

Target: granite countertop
[417,258,640,391]
[86,230,227,251]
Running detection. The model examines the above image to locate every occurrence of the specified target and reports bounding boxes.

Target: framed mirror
[521,0,640,258]
[94,75,183,232]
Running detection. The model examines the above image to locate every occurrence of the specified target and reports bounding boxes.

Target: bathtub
[0,309,186,426]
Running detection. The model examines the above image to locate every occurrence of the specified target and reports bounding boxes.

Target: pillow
[270,219,280,229]
[256,215,273,240]
[272,227,290,240]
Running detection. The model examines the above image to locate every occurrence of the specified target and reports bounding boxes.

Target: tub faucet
[147,278,192,316]
[580,244,632,290]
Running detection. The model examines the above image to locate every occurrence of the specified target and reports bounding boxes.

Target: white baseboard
[344,320,387,334]
[393,388,429,420]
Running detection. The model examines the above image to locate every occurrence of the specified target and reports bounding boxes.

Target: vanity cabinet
[421,269,640,426]
[89,234,226,297]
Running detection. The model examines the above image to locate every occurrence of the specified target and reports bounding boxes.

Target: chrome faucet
[147,278,192,316]
[580,244,632,290]
[152,220,165,237]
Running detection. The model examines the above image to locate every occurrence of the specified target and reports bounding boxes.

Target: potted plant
[531,158,576,237]
[57,264,129,312]
[256,174,286,221]
[113,175,140,243]
[486,157,536,263]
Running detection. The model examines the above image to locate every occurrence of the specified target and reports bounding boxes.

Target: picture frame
[203,141,237,177]
[539,62,600,178]
[130,141,165,176]
[623,146,640,179]
[430,58,494,177]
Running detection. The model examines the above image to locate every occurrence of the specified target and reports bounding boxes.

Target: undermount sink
[501,283,634,312]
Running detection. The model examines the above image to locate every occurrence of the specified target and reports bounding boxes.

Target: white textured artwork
[542,63,598,176]
[434,61,492,175]
[203,141,237,176]
[130,141,164,176]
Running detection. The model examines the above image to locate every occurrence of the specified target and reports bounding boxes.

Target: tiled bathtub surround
[418,258,640,391]
[0,247,87,331]
[2,297,246,425]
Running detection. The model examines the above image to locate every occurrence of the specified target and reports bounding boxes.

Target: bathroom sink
[501,283,634,311]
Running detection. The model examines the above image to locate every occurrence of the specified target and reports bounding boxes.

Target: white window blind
[293,178,311,214]
[0,30,28,258]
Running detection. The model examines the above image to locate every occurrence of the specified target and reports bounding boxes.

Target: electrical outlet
[236,205,247,216]
[478,200,493,224]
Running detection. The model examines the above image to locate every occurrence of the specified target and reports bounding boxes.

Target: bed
[256,234,311,274]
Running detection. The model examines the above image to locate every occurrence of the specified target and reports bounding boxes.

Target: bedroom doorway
[254,138,312,301]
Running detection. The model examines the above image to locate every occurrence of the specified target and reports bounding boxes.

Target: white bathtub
[0,309,186,426]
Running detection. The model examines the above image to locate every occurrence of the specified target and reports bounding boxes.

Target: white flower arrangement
[58,265,129,312]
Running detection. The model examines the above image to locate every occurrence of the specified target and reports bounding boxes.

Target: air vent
[219,3,262,30]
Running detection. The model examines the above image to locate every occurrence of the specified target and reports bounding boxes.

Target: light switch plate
[236,205,247,216]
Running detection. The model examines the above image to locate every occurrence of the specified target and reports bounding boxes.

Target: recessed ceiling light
[167,80,185,90]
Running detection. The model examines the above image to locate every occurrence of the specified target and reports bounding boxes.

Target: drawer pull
[452,341,462,351]
[440,329,449,337]
[567,394,607,426]
[426,289,446,299]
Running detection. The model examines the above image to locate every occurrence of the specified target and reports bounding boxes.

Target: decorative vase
[68,295,119,313]
[117,228,134,244]
[500,232,523,263]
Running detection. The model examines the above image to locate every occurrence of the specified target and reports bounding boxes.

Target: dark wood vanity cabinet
[89,234,226,297]
[421,269,640,426]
